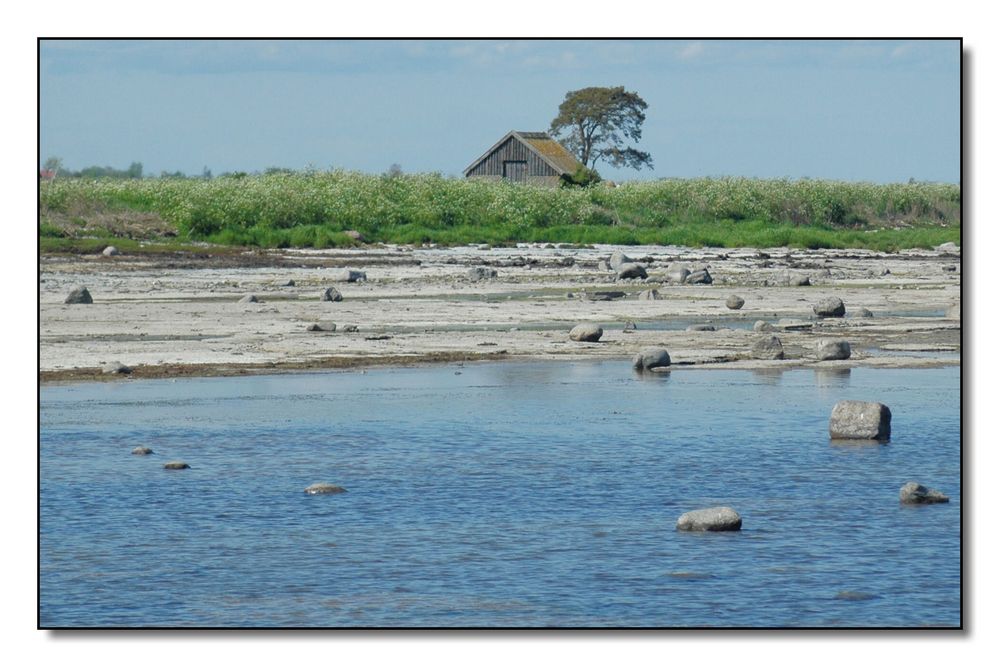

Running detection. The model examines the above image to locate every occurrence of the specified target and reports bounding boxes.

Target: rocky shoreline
[39,243,961,384]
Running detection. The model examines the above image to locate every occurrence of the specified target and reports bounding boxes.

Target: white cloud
[678,41,706,61]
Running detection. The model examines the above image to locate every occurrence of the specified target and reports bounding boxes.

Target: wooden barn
[464,131,582,186]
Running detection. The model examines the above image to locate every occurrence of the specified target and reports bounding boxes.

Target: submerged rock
[816,338,851,361]
[813,297,846,318]
[163,461,191,470]
[726,295,745,310]
[899,481,950,504]
[304,483,347,495]
[64,286,93,304]
[569,323,603,342]
[131,446,154,455]
[751,335,785,360]
[855,308,874,318]
[585,291,626,301]
[632,347,671,372]
[687,324,716,332]
[676,507,742,532]
[829,400,891,441]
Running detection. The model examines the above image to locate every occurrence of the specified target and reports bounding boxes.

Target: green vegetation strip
[40,172,960,252]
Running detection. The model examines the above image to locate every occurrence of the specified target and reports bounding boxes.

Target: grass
[39,172,961,252]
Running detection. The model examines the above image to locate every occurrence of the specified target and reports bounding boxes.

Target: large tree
[549,86,653,172]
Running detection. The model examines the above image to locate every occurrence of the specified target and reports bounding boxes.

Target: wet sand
[39,243,961,383]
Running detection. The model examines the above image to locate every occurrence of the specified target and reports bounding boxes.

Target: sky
[39,39,959,183]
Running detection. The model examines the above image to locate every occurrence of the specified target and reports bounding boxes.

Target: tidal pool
[40,361,960,627]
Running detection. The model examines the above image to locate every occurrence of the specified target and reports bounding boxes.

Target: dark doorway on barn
[502,161,527,182]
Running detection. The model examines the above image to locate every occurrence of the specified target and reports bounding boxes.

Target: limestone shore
[39,243,961,383]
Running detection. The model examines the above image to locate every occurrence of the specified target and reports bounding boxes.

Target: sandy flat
[39,243,961,382]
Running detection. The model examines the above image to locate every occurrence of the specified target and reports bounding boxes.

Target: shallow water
[40,362,960,627]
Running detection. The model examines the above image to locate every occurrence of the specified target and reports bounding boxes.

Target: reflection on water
[750,368,784,385]
[814,367,852,388]
[41,362,959,628]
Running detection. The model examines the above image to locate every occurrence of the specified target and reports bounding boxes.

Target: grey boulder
[609,250,633,270]
[239,294,260,303]
[569,324,603,342]
[785,272,811,287]
[131,446,154,455]
[753,321,776,333]
[321,287,343,302]
[676,507,742,532]
[164,461,191,470]
[816,338,851,360]
[813,297,846,318]
[829,400,891,440]
[65,286,93,304]
[667,267,691,284]
[468,266,498,281]
[632,347,671,372]
[102,245,120,256]
[726,295,745,310]
[686,269,713,285]
[102,361,132,375]
[617,263,647,280]
[637,289,661,301]
[687,324,716,332]
[306,322,337,332]
[855,308,874,318]
[899,481,950,504]
[751,335,785,360]
[333,268,367,282]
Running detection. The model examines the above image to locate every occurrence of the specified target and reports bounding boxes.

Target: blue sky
[39,39,960,183]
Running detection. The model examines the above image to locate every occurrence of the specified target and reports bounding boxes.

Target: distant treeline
[39,171,961,252]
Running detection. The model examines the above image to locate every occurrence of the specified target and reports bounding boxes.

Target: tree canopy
[549,86,653,172]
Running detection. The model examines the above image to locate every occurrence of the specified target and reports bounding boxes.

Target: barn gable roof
[463,131,582,177]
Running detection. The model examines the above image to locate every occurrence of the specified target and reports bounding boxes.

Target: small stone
[942,265,957,273]
[597,260,612,272]
[101,361,132,375]
[64,286,93,304]
[163,461,191,470]
[321,287,343,302]
[855,308,874,318]
[342,324,359,333]
[585,291,626,301]
[816,338,851,361]
[813,297,846,318]
[899,481,950,504]
[468,266,498,281]
[102,245,120,256]
[687,324,716,332]
[623,321,637,332]
[306,322,337,332]
[751,335,785,360]
[632,347,671,372]
[726,295,745,310]
[569,323,603,342]
[275,279,296,287]
[676,507,742,532]
[935,242,959,254]
[305,483,347,495]
[239,294,259,303]
[829,400,891,441]
[753,321,776,332]
[131,447,153,455]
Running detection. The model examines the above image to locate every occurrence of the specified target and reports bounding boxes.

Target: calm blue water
[40,362,961,628]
